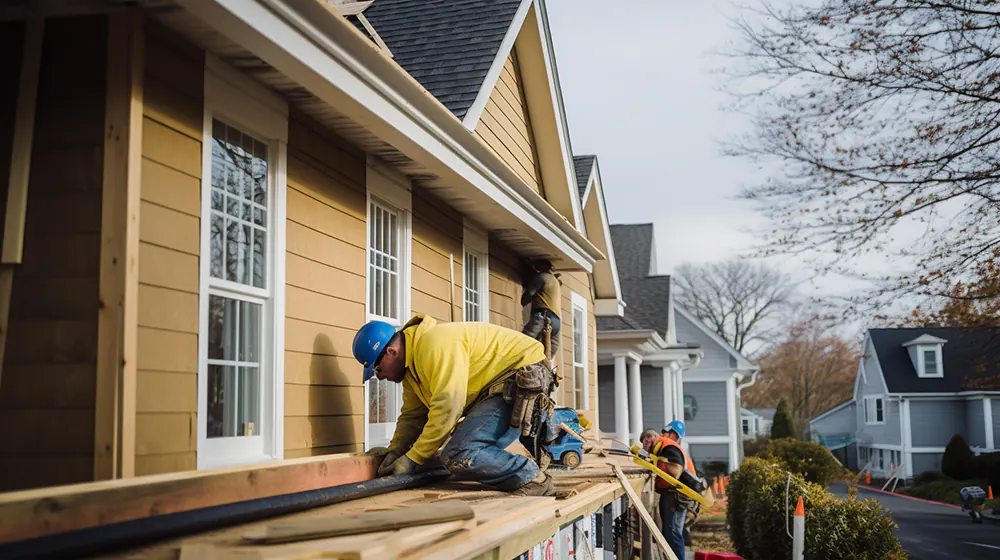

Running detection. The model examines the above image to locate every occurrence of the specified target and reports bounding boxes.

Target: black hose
[0,468,450,560]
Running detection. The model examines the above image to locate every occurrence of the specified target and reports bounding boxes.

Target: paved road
[829,481,1000,559]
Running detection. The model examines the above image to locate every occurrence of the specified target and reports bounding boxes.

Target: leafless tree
[674,258,794,352]
[742,316,859,437]
[726,1,1000,311]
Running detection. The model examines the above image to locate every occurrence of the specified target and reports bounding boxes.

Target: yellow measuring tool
[629,446,709,507]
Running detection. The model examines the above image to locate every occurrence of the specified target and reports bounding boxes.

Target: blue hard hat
[664,420,685,438]
[353,321,397,382]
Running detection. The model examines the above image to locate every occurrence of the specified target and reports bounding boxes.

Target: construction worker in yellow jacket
[352,314,556,496]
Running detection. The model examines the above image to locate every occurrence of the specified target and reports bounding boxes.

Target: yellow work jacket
[388,315,546,464]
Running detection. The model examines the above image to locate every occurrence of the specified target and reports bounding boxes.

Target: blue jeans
[440,395,539,491]
[660,492,685,559]
[523,310,560,357]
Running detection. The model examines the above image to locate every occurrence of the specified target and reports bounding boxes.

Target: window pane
[575,366,585,409]
[206,295,262,439]
[378,378,388,422]
[210,215,224,280]
[368,377,379,424]
[924,349,937,374]
[212,120,269,289]
[253,229,266,289]
[239,366,260,436]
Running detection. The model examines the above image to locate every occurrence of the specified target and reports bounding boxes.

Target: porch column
[613,355,629,446]
[628,357,643,443]
[674,367,685,422]
[661,366,673,428]
[986,398,995,450]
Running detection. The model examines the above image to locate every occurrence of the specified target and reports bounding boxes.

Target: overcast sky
[547,1,763,275]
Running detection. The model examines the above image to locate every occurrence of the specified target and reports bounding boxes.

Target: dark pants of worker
[523,309,560,358]
[439,395,539,491]
[659,492,686,559]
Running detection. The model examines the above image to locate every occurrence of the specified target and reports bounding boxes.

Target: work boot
[538,448,553,473]
[512,472,555,496]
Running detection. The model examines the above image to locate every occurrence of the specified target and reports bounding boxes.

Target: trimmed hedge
[756,438,845,488]
[942,434,974,480]
[727,458,905,560]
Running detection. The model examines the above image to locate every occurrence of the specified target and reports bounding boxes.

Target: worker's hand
[376,450,401,476]
[379,454,418,477]
[364,446,391,457]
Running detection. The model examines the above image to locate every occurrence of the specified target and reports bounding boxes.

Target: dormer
[902,334,947,378]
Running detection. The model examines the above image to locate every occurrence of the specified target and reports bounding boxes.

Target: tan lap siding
[0,18,106,490]
[283,110,367,458]
[411,187,462,322]
[474,51,544,197]
[487,240,524,330]
[134,23,203,476]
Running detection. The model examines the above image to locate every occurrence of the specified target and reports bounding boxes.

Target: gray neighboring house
[596,223,757,473]
[810,327,1000,478]
[809,400,858,470]
[741,408,775,440]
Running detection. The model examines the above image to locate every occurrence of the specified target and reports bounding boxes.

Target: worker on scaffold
[352,314,558,496]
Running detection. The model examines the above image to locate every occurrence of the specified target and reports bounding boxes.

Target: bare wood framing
[0,19,44,391]
[94,9,144,482]
[613,464,679,560]
[0,454,379,544]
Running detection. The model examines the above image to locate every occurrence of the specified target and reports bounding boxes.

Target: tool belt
[478,361,558,462]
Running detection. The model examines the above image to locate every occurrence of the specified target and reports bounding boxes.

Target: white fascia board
[462,0,533,130]
[594,298,625,317]
[533,0,585,232]
[182,0,600,271]
[674,305,755,370]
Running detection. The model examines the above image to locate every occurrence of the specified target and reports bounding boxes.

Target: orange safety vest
[652,436,695,491]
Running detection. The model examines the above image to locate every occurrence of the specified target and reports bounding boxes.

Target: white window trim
[864,396,885,425]
[364,158,412,450]
[570,291,589,410]
[197,56,288,469]
[916,344,944,378]
[462,221,489,323]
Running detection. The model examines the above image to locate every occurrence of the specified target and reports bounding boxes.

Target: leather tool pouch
[509,364,552,437]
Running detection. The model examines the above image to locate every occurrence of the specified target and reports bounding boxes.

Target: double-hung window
[365,163,411,449]
[463,224,489,323]
[570,292,588,410]
[864,396,885,425]
[198,57,287,469]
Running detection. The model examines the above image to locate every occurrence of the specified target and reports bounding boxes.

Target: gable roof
[357,0,524,120]
[675,304,757,371]
[869,327,1000,393]
[609,224,655,279]
[573,155,595,199]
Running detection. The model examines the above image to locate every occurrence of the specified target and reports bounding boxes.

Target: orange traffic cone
[865,471,871,485]
[990,486,994,500]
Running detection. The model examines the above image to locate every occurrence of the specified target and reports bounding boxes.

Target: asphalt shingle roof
[596,313,644,332]
[358,0,522,119]
[609,224,654,279]
[869,327,1000,392]
[573,155,595,199]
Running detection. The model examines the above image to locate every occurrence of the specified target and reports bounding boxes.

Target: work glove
[378,453,418,477]
[374,450,401,476]
[364,446,391,457]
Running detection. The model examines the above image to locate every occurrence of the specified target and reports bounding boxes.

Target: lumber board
[243,500,475,544]
[0,454,379,544]
[613,464,679,560]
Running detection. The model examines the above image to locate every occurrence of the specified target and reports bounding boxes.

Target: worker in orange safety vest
[651,421,695,559]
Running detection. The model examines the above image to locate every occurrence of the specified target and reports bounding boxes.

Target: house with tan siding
[0,0,627,491]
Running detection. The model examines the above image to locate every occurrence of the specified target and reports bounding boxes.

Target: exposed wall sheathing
[0,18,106,490]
